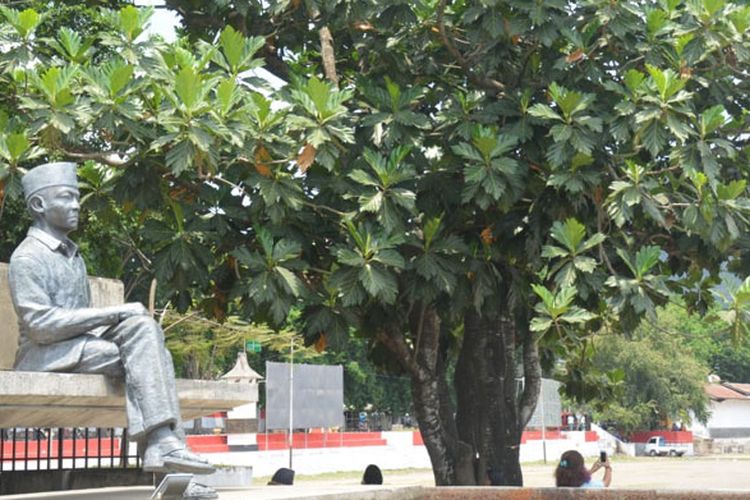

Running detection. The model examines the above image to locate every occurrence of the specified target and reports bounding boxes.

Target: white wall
[206,431,607,478]
[206,444,432,477]
[706,400,750,429]
[519,436,601,463]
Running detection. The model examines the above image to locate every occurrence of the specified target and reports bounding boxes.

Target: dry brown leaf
[297,143,317,172]
[254,144,273,178]
[255,163,272,177]
[665,212,675,229]
[480,226,495,245]
[593,185,603,205]
[566,49,585,63]
[314,333,327,353]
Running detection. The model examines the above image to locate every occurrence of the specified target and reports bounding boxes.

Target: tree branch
[163,311,201,334]
[0,184,7,224]
[307,5,339,85]
[412,305,441,371]
[377,329,419,378]
[318,26,339,85]
[412,303,427,363]
[436,0,505,93]
[596,206,618,276]
[518,327,541,429]
[60,148,134,167]
[148,278,157,316]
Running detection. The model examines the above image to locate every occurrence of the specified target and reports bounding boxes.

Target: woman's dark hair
[554,450,591,487]
[362,464,383,485]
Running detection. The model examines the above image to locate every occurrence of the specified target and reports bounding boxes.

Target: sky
[134,0,180,42]
[133,0,286,90]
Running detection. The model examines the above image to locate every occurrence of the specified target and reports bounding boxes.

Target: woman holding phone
[554,450,612,488]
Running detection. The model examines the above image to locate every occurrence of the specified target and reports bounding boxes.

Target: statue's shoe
[162,448,215,475]
[143,446,215,475]
[142,444,167,473]
[183,481,218,499]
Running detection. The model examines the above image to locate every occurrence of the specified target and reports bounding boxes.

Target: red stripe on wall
[1,438,121,460]
[186,434,229,453]
[413,431,424,446]
[256,432,386,451]
[628,431,693,443]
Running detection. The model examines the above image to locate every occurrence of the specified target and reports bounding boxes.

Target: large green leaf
[0,7,41,38]
[550,218,586,253]
[220,25,245,70]
[4,132,28,161]
[359,264,398,304]
[174,66,203,111]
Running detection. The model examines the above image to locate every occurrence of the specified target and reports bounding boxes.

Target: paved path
[4,456,750,499]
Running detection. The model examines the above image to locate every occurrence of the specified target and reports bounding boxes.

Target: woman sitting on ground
[554,450,612,488]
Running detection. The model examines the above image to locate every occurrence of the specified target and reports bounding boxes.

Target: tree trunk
[379,305,541,487]
[486,313,523,485]
[378,305,473,485]
[455,308,491,484]
[454,309,541,486]
[411,368,468,485]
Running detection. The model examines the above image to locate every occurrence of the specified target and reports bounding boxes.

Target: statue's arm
[9,256,122,344]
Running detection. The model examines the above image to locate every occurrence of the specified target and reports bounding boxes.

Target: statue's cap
[22,162,78,200]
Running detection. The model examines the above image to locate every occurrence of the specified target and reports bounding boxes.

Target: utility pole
[288,336,294,469]
[541,380,547,464]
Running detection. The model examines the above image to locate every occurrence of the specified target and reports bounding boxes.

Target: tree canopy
[584,327,710,433]
[3,0,750,486]
[642,301,750,383]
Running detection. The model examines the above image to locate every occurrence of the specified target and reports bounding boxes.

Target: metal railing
[0,427,140,471]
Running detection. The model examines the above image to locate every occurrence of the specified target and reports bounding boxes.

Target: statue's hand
[117,302,150,321]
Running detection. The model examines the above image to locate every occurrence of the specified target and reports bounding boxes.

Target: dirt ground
[294,456,750,491]
[521,455,750,490]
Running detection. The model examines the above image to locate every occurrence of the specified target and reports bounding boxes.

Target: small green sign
[246,340,262,353]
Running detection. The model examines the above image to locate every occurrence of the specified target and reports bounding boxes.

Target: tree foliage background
[3,0,750,486]
[585,327,710,433]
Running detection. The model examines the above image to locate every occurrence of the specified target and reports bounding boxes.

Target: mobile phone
[600,451,607,462]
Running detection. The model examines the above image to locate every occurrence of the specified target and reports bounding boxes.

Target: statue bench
[0,263,256,428]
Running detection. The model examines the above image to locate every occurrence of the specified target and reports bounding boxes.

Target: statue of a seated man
[7,162,214,476]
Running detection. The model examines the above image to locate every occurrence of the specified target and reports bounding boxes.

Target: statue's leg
[75,338,147,461]
[98,315,214,475]
[161,347,182,434]
[98,315,180,439]
[75,337,124,377]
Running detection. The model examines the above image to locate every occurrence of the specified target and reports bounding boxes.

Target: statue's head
[22,162,80,235]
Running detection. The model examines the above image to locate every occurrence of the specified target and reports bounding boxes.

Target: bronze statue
[7,162,214,476]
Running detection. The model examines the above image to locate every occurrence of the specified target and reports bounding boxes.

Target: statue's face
[36,186,80,234]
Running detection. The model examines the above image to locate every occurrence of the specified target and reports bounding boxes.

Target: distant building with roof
[692,376,750,440]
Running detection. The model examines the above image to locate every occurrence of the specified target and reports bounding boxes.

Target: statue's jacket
[8,227,115,372]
